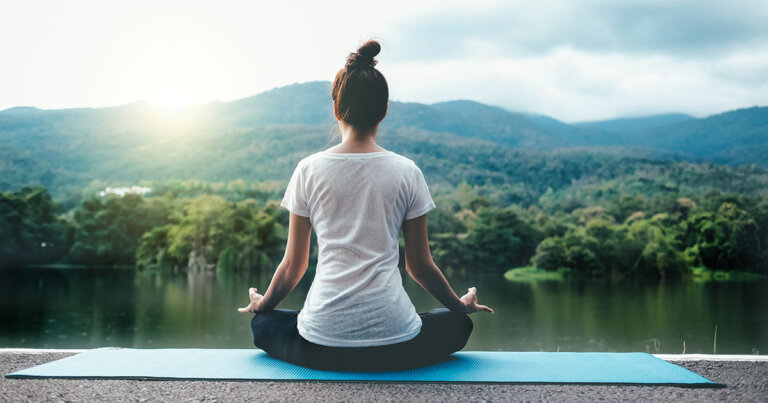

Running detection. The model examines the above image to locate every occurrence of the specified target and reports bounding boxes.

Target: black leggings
[250,308,473,372]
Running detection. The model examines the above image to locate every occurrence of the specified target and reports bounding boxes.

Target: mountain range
[206,81,767,163]
[1,81,766,206]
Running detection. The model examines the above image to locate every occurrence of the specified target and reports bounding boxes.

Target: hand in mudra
[460,287,494,314]
[237,287,263,313]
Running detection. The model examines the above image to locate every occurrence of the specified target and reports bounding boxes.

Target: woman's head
[331,40,388,130]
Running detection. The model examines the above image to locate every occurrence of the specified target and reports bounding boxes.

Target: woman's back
[281,150,435,346]
[240,39,491,371]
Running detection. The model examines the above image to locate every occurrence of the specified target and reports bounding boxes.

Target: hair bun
[357,41,381,58]
[345,40,381,71]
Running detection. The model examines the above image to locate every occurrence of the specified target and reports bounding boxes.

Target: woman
[238,40,493,372]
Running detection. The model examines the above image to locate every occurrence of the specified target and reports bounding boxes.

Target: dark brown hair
[331,40,388,129]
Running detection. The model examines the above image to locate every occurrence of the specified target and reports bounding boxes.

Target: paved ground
[1,352,766,402]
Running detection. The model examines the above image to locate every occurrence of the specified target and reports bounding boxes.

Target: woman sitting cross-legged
[238,40,494,372]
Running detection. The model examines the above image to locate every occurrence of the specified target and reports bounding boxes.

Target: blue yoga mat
[6,348,715,385]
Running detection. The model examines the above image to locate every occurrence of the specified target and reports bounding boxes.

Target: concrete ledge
[654,354,768,362]
[0,348,88,354]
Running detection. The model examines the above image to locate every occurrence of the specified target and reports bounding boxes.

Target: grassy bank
[503,266,572,281]
[504,266,767,282]
[691,267,766,282]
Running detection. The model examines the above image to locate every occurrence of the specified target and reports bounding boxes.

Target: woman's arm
[402,214,494,314]
[238,212,313,313]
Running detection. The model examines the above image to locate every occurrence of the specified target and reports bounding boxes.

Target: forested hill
[171,80,768,162]
[1,81,767,207]
[3,81,767,161]
[160,81,768,160]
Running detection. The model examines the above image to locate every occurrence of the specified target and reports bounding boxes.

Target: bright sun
[135,58,214,109]
[144,89,201,109]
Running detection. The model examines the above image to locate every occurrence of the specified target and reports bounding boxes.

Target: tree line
[2,178,766,280]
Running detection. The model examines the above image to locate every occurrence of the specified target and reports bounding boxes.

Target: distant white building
[98,186,152,197]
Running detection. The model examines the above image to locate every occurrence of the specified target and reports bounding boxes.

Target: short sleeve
[280,163,310,217]
[405,164,436,220]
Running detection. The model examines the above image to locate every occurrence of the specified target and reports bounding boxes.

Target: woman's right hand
[237,287,264,313]
[459,287,494,314]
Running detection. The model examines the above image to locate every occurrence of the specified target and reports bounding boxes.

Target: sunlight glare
[145,93,199,109]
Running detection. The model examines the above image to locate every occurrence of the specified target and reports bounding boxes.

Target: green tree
[65,194,170,265]
[461,206,542,272]
[136,196,286,272]
[0,186,71,266]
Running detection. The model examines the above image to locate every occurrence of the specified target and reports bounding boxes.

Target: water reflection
[1,267,766,354]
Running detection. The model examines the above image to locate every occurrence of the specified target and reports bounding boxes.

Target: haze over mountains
[150,81,767,163]
[1,81,766,205]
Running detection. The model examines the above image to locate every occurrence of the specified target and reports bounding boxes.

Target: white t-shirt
[280,149,436,347]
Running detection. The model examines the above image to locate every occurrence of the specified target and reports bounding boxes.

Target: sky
[1,0,767,122]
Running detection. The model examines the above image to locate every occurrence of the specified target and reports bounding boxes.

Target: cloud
[388,0,768,61]
[384,45,768,122]
[376,0,768,120]
[0,0,766,121]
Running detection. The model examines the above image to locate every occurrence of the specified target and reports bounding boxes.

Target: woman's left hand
[459,287,494,314]
[237,287,263,313]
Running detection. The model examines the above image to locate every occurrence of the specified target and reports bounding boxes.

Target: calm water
[1,266,766,354]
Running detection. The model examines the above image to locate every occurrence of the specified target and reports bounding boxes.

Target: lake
[1,266,766,354]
